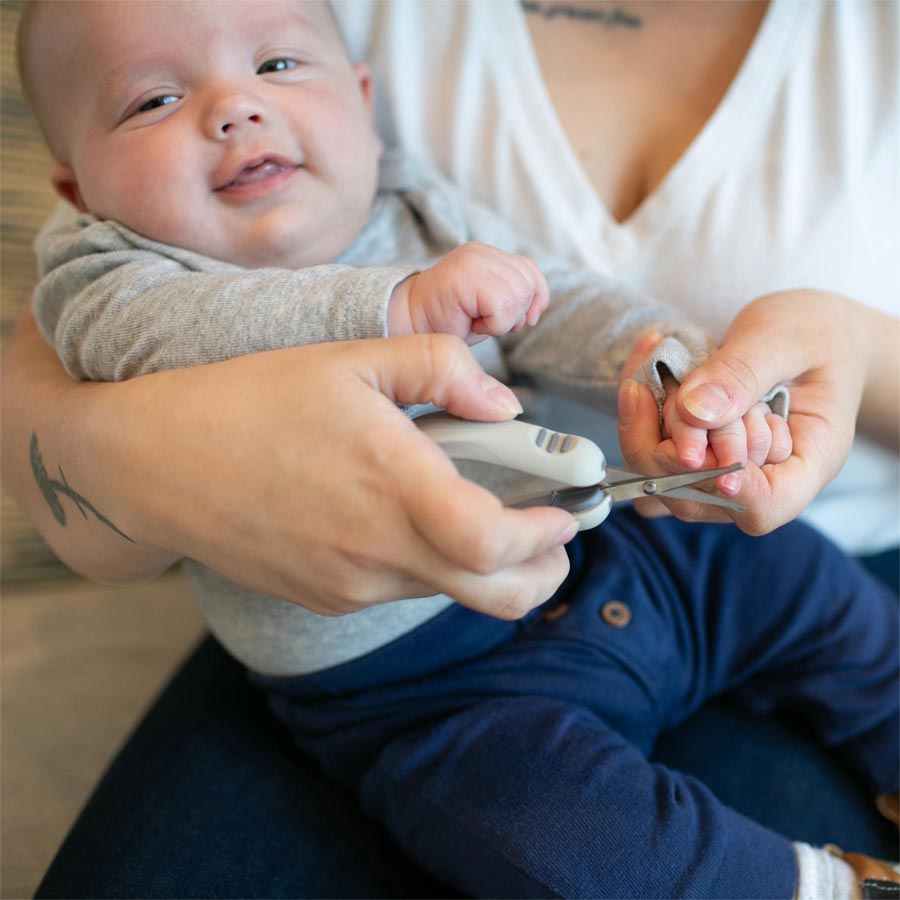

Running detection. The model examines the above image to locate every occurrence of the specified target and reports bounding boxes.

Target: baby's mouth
[230,159,290,187]
[215,155,298,191]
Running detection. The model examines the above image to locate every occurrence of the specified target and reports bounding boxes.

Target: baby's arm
[381,155,724,406]
[33,211,418,380]
[387,243,548,343]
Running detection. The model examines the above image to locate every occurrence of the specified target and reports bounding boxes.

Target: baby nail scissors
[416,413,745,531]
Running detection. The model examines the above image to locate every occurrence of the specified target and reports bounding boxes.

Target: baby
[21,0,778,477]
[18,2,898,898]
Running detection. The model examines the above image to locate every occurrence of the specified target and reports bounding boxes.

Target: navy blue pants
[256,511,898,900]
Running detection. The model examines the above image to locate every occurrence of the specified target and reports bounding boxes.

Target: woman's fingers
[416,540,572,620]
[349,334,577,616]
[619,330,665,384]
[617,378,665,475]
[358,333,525,421]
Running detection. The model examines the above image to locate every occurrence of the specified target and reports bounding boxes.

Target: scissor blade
[659,487,745,510]
[509,485,606,514]
[602,463,745,510]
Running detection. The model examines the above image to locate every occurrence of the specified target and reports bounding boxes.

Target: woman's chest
[524,1,767,223]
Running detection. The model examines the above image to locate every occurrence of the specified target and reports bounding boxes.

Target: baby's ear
[353,62,382,154]
[49,163,88,213]
[353,62,375,111]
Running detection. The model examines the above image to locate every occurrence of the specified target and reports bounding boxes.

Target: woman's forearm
[1,307,181,581]
[2,313,576,616]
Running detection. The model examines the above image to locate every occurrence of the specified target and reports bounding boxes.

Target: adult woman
[6,0,897,895]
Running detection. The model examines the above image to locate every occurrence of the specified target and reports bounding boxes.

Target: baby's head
[17,0,382,269]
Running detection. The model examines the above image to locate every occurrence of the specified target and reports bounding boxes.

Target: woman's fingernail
[482,378,523,416]
[618,379,639,427]
[682,384,732,422]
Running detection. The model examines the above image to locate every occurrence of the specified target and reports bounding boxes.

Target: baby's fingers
[743,403,792,466]
[766,412,792,464]
[743,402,774,467]
[473,254,548,334]
[663,391,709,468]
[518,255,550,325]
[708,417,749,494]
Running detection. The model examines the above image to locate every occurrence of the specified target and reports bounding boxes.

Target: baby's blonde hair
[15,0,67,159]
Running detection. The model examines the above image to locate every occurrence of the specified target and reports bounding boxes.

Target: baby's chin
[224,215,365,270]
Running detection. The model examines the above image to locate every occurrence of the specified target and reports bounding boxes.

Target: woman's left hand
[617,290,899,535]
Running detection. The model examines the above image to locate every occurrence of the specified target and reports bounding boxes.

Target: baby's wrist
[387,274,417,336]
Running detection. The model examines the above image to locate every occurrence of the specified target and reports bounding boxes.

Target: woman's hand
[2,310,576,618]
[617,291,899,534]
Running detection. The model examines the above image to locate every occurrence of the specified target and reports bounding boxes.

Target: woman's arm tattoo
[30,433,134,542]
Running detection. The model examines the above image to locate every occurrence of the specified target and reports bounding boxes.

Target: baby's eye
[137,94,179,113]
[257,58,297,74]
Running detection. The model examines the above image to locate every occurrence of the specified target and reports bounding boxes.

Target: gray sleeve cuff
[634,335,790,420]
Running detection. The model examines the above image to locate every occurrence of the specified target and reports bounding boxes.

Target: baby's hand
[658,372,793,494]
[388,243,549,344]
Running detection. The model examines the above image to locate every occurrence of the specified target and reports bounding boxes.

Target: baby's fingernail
[618,379,639,427]
[720,472,743,494]
[558,518,579,544]
[680,447,702,465]
[482,378,523,416]
[683,384,732,422]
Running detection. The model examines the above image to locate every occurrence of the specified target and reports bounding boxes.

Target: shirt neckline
[510,0,812,243]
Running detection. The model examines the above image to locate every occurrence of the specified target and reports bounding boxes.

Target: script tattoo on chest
[30,433,134,542]
[520,1,643,29]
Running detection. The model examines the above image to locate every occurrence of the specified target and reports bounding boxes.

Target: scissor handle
[511,484,614,531]
[416,413,606,487]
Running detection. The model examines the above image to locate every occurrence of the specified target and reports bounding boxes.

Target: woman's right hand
[2,312,576,619]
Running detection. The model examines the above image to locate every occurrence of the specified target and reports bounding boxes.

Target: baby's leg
[257,593,800,898]
[360,695,797,899]
[599,510,899,796]
[256,512,895,897]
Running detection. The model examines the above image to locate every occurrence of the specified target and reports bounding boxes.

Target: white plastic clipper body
[416,413,610,530]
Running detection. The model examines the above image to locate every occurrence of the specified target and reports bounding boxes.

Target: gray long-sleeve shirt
[32,151,735,676]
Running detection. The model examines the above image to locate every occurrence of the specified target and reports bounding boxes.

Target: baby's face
[34,0,382,269]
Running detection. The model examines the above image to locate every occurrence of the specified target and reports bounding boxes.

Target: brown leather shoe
[824,844,900,899]
[876,792,899,829]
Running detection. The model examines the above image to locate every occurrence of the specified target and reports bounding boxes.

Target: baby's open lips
[214,154,298,191]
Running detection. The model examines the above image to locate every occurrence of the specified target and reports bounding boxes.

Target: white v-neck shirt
[335,0,899,554]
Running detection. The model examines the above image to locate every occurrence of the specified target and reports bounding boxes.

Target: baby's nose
[206,90,265,139]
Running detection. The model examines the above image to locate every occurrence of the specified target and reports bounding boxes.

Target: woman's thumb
[677,332,786,428]
[364,334,523,422]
